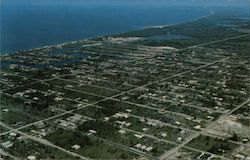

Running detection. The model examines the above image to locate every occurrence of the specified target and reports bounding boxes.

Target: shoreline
[0,10,215,56]
[142,10,215,29]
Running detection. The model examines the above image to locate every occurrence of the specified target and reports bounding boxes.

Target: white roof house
[72,144,80,150]
[104,117,109,121]
[194,125,201,130]
[135,143,142,148]
[141,145,147,150]
[89,130,97,134]
[175,121,180,125]
[118,130,126,134]
[2,109,9,112]
[1,141,13,148]
[177,137,183,142]
[27,156,36,160]
[146,146,153,152]
[55,97,63,101]
[9,132,17,137]
[161,133,167,137]
[125,123,131,127]
[134,134,144,139]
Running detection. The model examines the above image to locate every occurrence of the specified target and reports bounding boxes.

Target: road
[0,122,90,160]
[185,34,250,49]
[143,95,224,114]
[111,97,210,122]
[121,127,229,160]
[159,99,249,160]
[0,149,19,160]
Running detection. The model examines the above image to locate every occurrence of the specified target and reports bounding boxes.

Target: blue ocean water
[1,5,211,54]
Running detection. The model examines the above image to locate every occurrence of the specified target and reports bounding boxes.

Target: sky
[2,0,249,7]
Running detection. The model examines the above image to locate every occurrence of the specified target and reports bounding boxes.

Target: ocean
[1,4,211,54]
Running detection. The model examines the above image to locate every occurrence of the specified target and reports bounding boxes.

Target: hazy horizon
[2,0,250,7]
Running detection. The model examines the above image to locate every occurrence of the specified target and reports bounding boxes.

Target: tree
[229,133,238,141]
[120,153,128,159]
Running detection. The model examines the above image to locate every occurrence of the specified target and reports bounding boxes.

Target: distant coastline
[142,10,215,29]
[6,11,216,55]
[1,6,212,54]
